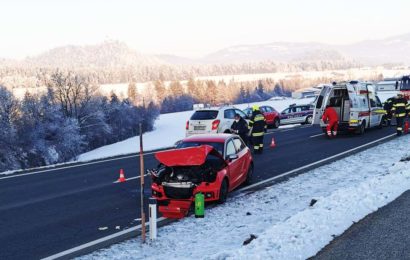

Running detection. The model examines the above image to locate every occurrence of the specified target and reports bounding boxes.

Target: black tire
[357,121,365,135]
[379,115,387,128]
[305,115,313,125]
[244,163,253,185]
[273,118,280,129]
[218,179,229,204]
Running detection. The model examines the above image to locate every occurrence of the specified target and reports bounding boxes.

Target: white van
[312,81,385,134]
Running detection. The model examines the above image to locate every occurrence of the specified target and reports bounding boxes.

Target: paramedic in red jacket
[322,105,339,137]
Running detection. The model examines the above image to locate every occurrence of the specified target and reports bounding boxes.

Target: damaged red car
[150,134,253,219]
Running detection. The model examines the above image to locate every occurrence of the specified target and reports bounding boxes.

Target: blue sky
[1,0,409,58]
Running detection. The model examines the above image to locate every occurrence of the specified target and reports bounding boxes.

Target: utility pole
[139,122,146,243]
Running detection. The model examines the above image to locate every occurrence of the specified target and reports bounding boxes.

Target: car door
[261,106,273,124]
[223,109,236,132]
[225,139,242,190]
[293,106,304,123]
[367,85,382,127]
[280,108,291,124]
[287,107,298,124]
[232,137,249,183]
[313,85,331,124]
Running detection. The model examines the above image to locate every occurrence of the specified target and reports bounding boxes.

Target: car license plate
[194,125,206,131]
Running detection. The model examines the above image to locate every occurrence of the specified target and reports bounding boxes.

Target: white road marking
[279,129,296,133]
[310,133,325,138]
[113,174,149,184]
[42,133,396,259]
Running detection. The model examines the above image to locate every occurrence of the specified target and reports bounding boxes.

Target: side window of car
[369,98,377,108]
[295,107,302,112]
[282,108,290,114]
[235,109,247,118]
[375,96,382,107]
[224,109,236,119]
[291,107,297,113]
[259,106,266,113]
[226,140,236,156]
[233,138,245,152]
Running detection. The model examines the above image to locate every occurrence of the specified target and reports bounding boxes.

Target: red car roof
[182,134,232,143]
[155,145,222,167]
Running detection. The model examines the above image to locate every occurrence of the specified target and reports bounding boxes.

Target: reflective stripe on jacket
[249,112,266,136]
[392,97,408,117]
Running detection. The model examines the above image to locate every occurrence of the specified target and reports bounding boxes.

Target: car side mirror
[227,154,238,162]
[173,140,182,148]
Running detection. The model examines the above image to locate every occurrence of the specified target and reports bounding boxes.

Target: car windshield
[177,141,224,155]
[190,110,219,120]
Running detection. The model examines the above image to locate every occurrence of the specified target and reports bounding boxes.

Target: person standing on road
[231,113,249,145]
[383,97,395,126]
[392,93,408,136]
[249,105,266,154]
[322,104,339,138]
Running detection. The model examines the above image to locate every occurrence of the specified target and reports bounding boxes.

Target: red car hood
[155,145,223,167]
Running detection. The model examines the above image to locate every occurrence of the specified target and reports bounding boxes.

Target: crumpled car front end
[150,145,226,218]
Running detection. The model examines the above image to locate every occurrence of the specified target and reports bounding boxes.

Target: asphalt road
[313,190,410,260]
[0,125,396,259]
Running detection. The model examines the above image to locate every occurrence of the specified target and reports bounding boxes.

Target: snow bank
[79,135,410,260]
[77,98,313,162]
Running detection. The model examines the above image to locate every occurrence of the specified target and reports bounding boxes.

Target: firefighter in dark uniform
[231,113,249,145]
[383,97,395,126]
[248,105,266,154]
[392,93,408,136]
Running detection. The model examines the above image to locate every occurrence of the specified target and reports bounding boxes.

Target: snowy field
[80,135,410,260]
[77,97,313,162]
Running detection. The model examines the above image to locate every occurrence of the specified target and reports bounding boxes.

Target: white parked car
[186,106,249,137]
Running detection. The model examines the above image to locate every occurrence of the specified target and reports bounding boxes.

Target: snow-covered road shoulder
[80,135,410,260]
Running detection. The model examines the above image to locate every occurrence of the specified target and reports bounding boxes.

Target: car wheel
[379,116,386,129]
[244,164,253,185]
[357,121,365,135]
[273,118,280,129]
[218,179,228,204]
[305,116,313,125]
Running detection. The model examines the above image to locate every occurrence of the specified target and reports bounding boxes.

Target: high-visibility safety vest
[392,97,408,117]
[249,112,266,136]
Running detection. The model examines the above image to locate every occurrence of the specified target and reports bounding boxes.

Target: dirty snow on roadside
[80,135,410,260]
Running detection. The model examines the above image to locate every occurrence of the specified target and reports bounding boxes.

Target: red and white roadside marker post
[139,123,146,243]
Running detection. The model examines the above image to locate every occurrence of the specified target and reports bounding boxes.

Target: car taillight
[212,119,220,130]
[186,120,189,130]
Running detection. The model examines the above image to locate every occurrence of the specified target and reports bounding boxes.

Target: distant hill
[196,33,410,65]
[23,41,164,68]
[201,42,346,63]
[1,33,410,68]
[340,33,410,64]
